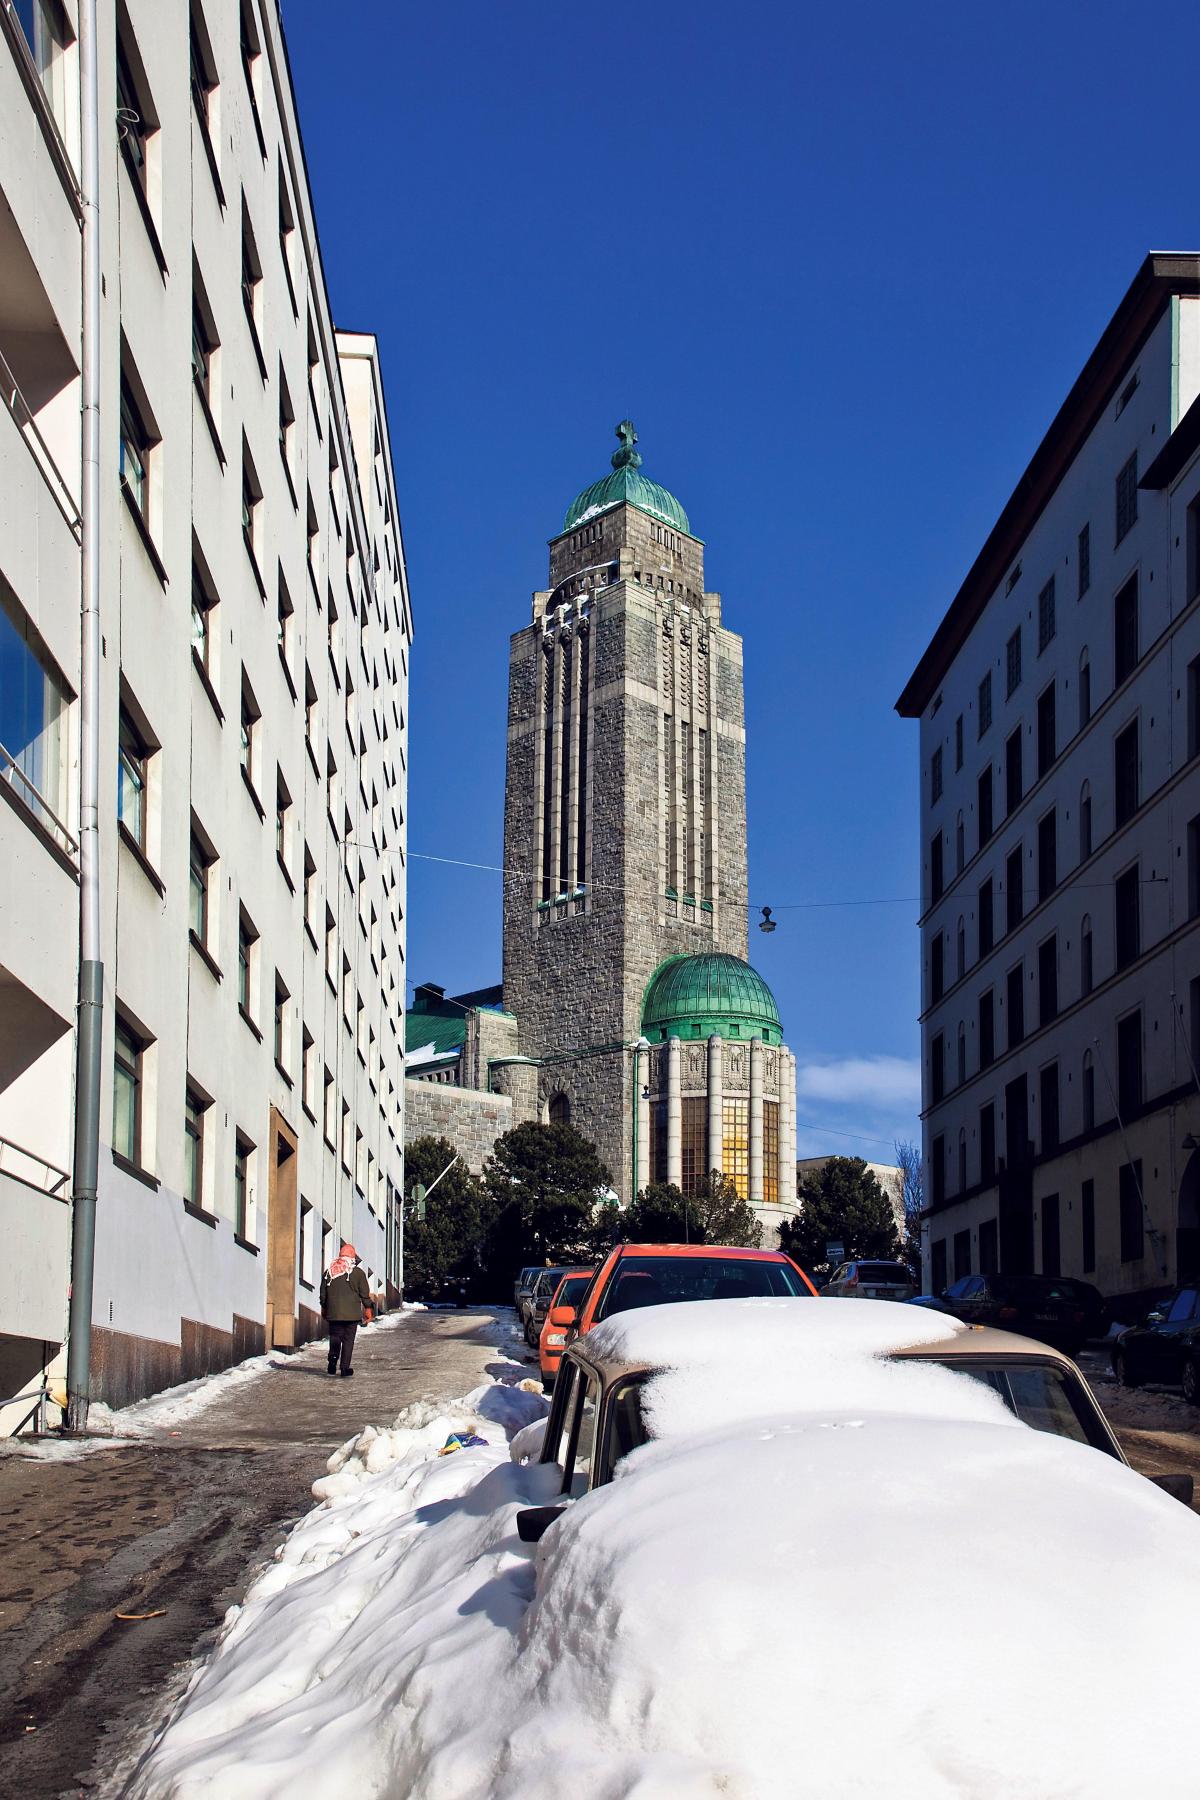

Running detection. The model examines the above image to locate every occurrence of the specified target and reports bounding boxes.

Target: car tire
[1115,1349,1141,1388]
[1183,1358,1200,1407]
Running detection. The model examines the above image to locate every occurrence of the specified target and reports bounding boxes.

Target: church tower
[501,424,796,1226]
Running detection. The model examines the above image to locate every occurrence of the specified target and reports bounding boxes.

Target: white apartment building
[899,255,1200,1313]
[0,0,412,1426]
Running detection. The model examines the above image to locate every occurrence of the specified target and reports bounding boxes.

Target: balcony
[0,1146,69,1345]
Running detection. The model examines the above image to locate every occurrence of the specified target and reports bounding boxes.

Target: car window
[1167,1288,1198,1323]
[597,1255,811,1317]
[945,1277,970,1298]
[543,1360,579,1469]
[562,1372,601,1497]
[948,1362,1115,1455]
[859,1263,910,1282]
[601,1378,649,1482]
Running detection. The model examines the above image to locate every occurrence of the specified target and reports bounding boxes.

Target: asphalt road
[0,1308,523,1798]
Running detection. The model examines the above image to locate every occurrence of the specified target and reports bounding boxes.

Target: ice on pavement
[131,1301,1200,1800]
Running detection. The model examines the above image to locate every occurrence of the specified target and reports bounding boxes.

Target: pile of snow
[131,1299,1200,1799]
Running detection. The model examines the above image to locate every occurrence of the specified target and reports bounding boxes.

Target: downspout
[67,0,103,1431]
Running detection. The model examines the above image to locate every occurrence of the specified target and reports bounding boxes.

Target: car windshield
[941,1361,1114,1454]
[858,1264,911,1283]
[598,1255,810,1317]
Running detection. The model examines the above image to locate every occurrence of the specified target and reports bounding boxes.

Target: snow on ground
[130,1300,1200,1800]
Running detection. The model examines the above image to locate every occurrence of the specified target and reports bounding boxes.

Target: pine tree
[779,1156,901,1286]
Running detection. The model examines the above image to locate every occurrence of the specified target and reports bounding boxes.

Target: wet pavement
[0,1308,526,1797]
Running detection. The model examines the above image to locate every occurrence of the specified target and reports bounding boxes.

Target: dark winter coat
[320,1263,371,1322]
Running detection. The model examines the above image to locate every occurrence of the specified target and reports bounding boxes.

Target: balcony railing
[0,1134,70,1197]
[0,345,82,541]
[0,740,77,859]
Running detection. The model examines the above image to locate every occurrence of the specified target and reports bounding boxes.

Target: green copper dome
[562,421,691,536]
[641,953,782,1046]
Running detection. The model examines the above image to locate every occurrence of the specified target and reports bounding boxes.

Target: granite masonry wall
[403,1080,514,1174]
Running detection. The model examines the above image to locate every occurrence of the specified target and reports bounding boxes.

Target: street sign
[412,1184,427,1222]
[825,1240,844,1264]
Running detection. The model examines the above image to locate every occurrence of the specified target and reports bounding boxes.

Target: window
[274,973,289,1073]
[241,442,262,573]
[1079,650,1091,730]
[931,931,944,1003]
[978,878,994,957]
[275,770,293,877]
[305,664,319,759]
[303,843,318,935]
[931,1136,945,1208]
[191,285,218,413]
[117,704,149,850]
[1114,576,1138,685]
[1005,845,1023,933]
[323,1065,336,1144]
[0,592,69,837]
[1007,962,1024,1050]
[1081,915,1093,997]
[119,377,152,523]
[240,671,260,792]
[1037,808,1056,903]
[979,988,995,1069]
[190,2,218,147]
[1006,1073,1029,1170]
[12,0,71,131]
[1081,1179,1095,1271]
[1114,718,1138,826]
[241,200,263,353]
[1040,1063,1059,1155]
[1115,452,1138,545]
[184,1084,207,1210]
[930,745,943,804]
[238,910,257,1021]
[1079,780,1092,861]
[325,905,337,985]
[189,824,214,948]
[1037,577,1056,653]
[930,832,944,903]
[957,916,966,981]
[931,1239,948,1293]
[978,671,992,738]
[116,34,153,204]
[1082,1052,1095,1133]
[190,557,218,683]
[278,161,297,307]
[957,1022,966,1087]
[722,1097,750,1200]
[1077,524,1090,600]
[1190,815,1200,921]
[1036,684,1055,779]
[302,1026,316,1113]
[234,1134,252,1240]
[1005,728,1022,814]
[978,765,993,849]
[1038,934,1058,1027]
[957,1130,967,1194]
[1119,1161,1144,1262]
[980,1103,996,1185]
[955,714,964,772]
[278,363,296,488]
[113,1016,143,1165]
[277,570,295,685]
[1188,654,1200,762]
[1041,1193,1060,1277]
[1114,863,1140,970]
[1006,628,1022,699]
[931,1033,945,1104]
[1117,1011,1143,1117]
[240,0,264,150]
[955,812,965,875]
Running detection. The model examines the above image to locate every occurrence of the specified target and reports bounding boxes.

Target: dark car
[1113,1285,1200,1401]
[924,1272,1106,1354]
[525,1265,570,1345]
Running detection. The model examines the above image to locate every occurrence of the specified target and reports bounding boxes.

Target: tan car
[518,1319,1192,1540]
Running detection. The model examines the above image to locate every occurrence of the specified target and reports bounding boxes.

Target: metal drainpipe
[67,0,103,1432]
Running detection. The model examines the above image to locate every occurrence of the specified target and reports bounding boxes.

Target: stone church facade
[406,424,797,1241]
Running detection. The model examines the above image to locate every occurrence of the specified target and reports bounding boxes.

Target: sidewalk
[0,1308,528,1797]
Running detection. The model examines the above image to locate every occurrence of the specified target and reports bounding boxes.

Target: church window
[764,1101,779,1204]
[549,1092,571,1126]
[576,625,590,887]
[722,1097,749,1201]
[540,648,555,900]
[681,1097,707,1196]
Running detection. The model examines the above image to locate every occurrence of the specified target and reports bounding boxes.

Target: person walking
[320,1241,372,1377]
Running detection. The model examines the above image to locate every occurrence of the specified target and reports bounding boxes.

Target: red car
[545,1242,817,1347]
[538,1269,595,1392]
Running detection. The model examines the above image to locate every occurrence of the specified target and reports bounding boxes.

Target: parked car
[918,1272,1105,1353]
[1113,1284,1200,1400]
[513,1266,542,1322]
[557,1242,817,1344]
[538,1269,594,1392]
[524,1266,570,1345]
[517,1299,1190,1542]
[824,1260,917,1300]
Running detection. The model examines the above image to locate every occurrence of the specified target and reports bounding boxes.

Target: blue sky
[286,0,1200,1161]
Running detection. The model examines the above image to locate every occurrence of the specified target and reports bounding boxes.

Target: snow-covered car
[518,1298,1190,1538]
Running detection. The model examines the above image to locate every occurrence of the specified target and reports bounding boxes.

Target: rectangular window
[1037,577,1056,653]
[1079,658,1091,730]
[273,974,289,1073]
[1006,1074,1029,1170]
[680,1096,707,1198]
[955,714,964,772]
[1007,963,1024,1050]
[978,765,993,849]
[1006,628,1022,699]
[302,1028,316,1113]
[1077,524,1090,599]
[979,1218,999,1274]
[191,295,217,406]
[116,37,152,200]
[980,1103,996,1185]
[189,826,212,946]
[240,672,260,791]
[1190,816,1200,921]
[184,1084,206,1210]
[1115,452,1138,545]
[1005,845,1023,933]
[191,562,217,677]
[234,1135,251,1240]
[978,878,994,957]
[931,1033,945,1104]
[117,705,148,850]
[113,1016,143,1165]
[1188,655,1200,762]
[931,931,944,1004]
[978,671,992,738]
[1040,1063,1059,1156]
[930,745,943,804]
[1081,1180,1095,1273]
[1005,727,1022,814]
[979,988,994,1069]
[1119,1160,1144,1262]
[1114,576,1138,685]
[1117,1010,1143,1117]
[1114,719,1138,827]
[0,591,69,832]
[1038,934,1058,1026]
[931,1239,947,1293]
[241,200,263,346]
[931,1135,945,1209]
[930,832,944,903]
[241,444,262,570]
[1041,1193,1061,1277]
[238,911,256,1020]
[722,1097,749,1201]
[275,770,292,875]
[1037,807,1056,904]
[119,379,151,521]
[1036,684,1055,778]
[953,1228,971,1279]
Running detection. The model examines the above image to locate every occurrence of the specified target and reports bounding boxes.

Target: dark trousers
[327,1319,358,1373]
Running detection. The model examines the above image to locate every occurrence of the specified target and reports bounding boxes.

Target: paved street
[0,1308,528,1798]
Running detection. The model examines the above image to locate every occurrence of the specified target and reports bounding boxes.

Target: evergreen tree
[621,1171,760,1248]
[780,1155,901,1286]
[483,1121,611,1276]
[402,1136,494,1301]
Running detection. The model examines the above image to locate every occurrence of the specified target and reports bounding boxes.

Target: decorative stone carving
[726,1044,747,1088]
[683,1041,706,1087]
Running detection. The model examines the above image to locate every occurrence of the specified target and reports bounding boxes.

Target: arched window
[1080,914,1093,997]
[1079,648,1091,730]
[1079,780,1092,861]
[1082,1049,1095,1132]
[957,916,966,982]
[548,1092,571,1126]
[956,811,965,875]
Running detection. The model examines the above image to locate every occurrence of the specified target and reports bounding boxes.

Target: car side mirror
[1150,1472,1194,1506]
[516,1504,567,1543]
[548,1305,577,1328]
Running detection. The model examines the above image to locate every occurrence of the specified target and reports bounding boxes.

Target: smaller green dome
[641,953,782,1046]
[562,421,691,536]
